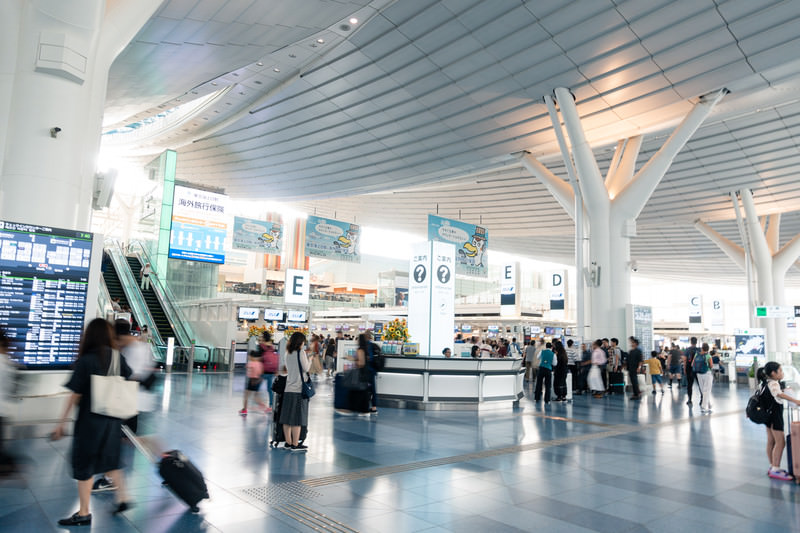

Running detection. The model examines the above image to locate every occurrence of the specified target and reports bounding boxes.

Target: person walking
[524,341,536,381]
[627,337,644,400]
[668,344,682,388]
[534,342,555,404]
[588,340,607,398]
[646,351,666,394]
[140,262,152,291]
[566,339,579,393]
[52,319,133,526]
[260,331,279,411]
[693,343,714,413]
[683,337,699,406]
[281,332,310,451]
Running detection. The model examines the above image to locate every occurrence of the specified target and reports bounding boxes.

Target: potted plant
[747,357,758,390]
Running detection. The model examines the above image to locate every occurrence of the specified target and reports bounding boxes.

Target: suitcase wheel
[190,505,200,513]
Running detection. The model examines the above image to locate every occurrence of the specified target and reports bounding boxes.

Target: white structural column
[522,88,725,339]
[0,0,162,231]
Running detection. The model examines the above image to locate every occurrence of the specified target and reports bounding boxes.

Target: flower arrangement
[285,326,310,339]
[382,318,409,342]
[248,324,274,339]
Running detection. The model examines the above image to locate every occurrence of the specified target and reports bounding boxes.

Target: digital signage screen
[263,308,284,321]
[544,327,555,335]
[287,310,307,322]
[169,185,229,264]
[0,220,93,367]
[238,307,259,320]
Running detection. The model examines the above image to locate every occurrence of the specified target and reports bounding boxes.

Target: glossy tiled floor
[1,373,798,532]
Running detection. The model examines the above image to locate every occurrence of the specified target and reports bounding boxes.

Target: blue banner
[427,215,488,277]
[232,216,283,254]
[304,215,360,263]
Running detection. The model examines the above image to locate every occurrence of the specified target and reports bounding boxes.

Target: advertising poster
[169,185,229,264]
[427,215,488,277]
[394,288,408,307]
[233,216,283,254]
[734,328,766,369]
[304,215,360,263]
[627,304,653,353]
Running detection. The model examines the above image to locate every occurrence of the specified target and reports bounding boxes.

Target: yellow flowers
[382,318,409,341]
[284,326,309,339]
[248,324,274,338]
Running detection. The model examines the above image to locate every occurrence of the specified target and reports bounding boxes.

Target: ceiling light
[289,53,296,58]
[273,67,280,73]
[316,38,325,44]
[349,17,358,24]
[211,82,218,86]
[254,80,262,85]
[256,62,264,67]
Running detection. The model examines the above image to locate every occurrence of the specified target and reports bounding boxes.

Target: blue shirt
[538,349,554,370]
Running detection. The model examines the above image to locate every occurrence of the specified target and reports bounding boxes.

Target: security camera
[50,127,62,138]
[630,260,639,273]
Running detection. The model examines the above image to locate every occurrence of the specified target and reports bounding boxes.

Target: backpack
[692,353,709,374]
[746,383,773,425]
[367,342,385,371]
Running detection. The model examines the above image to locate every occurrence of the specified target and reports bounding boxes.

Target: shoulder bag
[298,351,315,399]
[91,349,139,419]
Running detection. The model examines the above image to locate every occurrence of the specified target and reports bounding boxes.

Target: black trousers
[534,367,552,402]
[685,367,695,401]
[629,369,640,397]
[568,364,578,391]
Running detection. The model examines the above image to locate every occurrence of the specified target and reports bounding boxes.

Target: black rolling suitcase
[608,371,625,394]
[122,425,209,512]
[269,390,307,447]
[335,369,370,413]
[334,373,349,410]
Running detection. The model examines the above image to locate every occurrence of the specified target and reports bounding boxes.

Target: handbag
[91,349,138,419]
[342,368,369,391]
[298,351,315,399]
[271,374,286,394]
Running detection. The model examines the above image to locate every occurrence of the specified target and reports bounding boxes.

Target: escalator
[101,253,138,329]
[125,256,179,344]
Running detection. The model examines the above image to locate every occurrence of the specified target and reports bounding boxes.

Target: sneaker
[91,477,116,493]
[290,444,308,452]
[768,469,794,481]
[651,390,657,395]
[239,409,247,416]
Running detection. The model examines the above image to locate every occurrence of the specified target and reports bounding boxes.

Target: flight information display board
[0,220,93,367]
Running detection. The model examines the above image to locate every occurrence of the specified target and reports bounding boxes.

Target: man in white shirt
[524,341,537,380]
[479,339,495,358]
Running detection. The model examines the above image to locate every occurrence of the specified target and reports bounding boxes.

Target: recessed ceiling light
[256,62,264,67]
[349,17,358,24]
[211,82,218,86]
[273,67,280,73]
[316,38,325,44]
[254,80,262,85]
[289,53,296,58]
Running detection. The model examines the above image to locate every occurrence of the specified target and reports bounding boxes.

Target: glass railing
[97,276,114,320]
[103,240,168,363]
[128,240,213,362]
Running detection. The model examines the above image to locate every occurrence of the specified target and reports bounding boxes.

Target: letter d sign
[284,269,310,305]
[552,273,562,287]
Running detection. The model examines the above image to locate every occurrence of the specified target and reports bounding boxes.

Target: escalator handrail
[128,240,212,356]
[103,239,164,346]
[97,276,114,319]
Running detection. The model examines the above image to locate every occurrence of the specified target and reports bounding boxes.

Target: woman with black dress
[553,340,569,401]
[52,318,133,526]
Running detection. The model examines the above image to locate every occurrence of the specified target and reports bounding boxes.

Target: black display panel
[0,220,93,367]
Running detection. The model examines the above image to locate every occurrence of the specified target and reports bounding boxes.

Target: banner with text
[427,215,488,277]
[305,215,360,263]
[169,185,229,264]
[233,216,283,254]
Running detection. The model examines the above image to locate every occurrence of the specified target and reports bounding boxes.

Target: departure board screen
[0,220,93,367]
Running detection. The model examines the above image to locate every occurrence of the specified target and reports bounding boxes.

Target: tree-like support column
[521,88,726,339]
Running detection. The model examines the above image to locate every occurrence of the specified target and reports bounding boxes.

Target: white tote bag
[91,349,138,419]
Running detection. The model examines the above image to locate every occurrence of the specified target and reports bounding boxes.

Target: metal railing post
[189,340,195,371]
[229,340,236,374]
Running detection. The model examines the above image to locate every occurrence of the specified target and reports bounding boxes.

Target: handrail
[103,239,164,346]
[128,240,213,354]
[97,275,114,319]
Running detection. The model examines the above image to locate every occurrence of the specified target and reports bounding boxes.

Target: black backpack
[746,383,773,425]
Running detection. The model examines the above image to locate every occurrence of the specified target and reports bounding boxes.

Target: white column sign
[284,269,310,305]
[408,242,432,352]
[431,241,456,356]
[709,299,724,329]
[408,241,455,356]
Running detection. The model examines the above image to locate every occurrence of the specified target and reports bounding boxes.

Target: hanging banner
[304,215,360,263]
[427,215,488,277]
[549,272,566,311]
[709,299,724,329]
[169,185,229,264]
[688,295,702,324]
[233,216,283,254]
[500,262,519,317]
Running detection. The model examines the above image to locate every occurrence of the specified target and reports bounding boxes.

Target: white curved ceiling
[104,0,800,282]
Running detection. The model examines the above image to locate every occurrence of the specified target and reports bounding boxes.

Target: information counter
[376,355,524,410]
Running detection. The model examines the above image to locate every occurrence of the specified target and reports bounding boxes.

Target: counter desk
[376,356,524,411]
